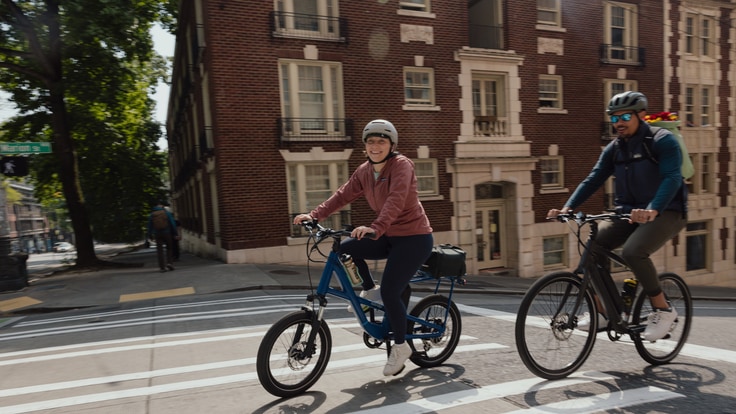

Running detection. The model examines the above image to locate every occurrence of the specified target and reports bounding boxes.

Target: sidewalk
[1,246,735,316]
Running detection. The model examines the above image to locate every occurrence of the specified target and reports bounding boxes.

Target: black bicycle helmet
[607,91,648,114]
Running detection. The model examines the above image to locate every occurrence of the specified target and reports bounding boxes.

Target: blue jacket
[565,121,687,214]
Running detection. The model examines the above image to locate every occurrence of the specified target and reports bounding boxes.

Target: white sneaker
[347,285,381,313]
[642,307,678,341]
[577,312,607,332]
[383,342,412,376]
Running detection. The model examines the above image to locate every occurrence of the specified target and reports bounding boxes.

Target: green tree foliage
[0,0,178,264]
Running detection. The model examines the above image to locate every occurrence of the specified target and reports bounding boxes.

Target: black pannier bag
[421,244,467,278]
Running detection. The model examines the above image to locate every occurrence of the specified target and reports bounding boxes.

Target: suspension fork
[295,293,329,357]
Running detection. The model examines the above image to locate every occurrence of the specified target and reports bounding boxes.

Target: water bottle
[621,278,638,319]
[340,254,363,286]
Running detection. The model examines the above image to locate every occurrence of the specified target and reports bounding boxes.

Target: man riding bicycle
[547,91,687,341]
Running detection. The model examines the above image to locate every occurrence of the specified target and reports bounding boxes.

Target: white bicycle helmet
[362,119,398,145]
[607,91,648,115]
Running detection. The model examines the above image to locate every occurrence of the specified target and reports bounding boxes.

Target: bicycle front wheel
[515,271,597,380]
[632,272,692,365]
[256,310,332,398]
[408,294,462,367]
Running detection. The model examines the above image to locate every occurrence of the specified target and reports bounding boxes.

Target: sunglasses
[609,112,635,123]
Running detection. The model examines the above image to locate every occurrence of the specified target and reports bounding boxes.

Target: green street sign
[0,142,52,154]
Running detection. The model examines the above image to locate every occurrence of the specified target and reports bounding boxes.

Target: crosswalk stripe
[355,376,684,414]
[0,342,505,413]
[505,386,684,414]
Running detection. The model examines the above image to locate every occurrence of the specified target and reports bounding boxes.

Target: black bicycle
[256,221,465,398]
[515,211,693,380]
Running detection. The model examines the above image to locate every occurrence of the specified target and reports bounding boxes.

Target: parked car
[53,242,75,253]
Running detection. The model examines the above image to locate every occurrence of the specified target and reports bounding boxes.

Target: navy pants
[340,233,434,344]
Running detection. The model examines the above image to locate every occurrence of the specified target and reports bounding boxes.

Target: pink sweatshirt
[310,154,432,238]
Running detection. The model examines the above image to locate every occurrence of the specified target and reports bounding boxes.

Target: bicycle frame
[561,213,645,334]
[304,225,459,343]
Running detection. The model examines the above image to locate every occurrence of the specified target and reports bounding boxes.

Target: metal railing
[600,44,645,66]
[270,11,348,42]
[474,115,508,137]
[278,118,353,143]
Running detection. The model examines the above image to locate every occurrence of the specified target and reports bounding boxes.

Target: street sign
[0,142,52,154]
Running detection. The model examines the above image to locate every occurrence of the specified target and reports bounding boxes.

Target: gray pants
[596,210,686,296]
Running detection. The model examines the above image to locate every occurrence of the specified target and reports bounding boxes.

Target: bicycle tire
[632,272,692,364]
[256,310,332,398]
[408,294,462,367]
[515,271,598,380]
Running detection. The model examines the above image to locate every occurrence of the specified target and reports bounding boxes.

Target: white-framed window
[683,85,714,128]
[288,162,349,235]
[603,80,637,138]
[539,156,564,190]
[413,158,439,196]
[404,67,435,106]
[604,80,638,111]
[539,75,563,109]
[273,0,341,39]
[686,221,709,271]
[543,235,567,267]
[399,0,429,13]
[472,73,507,136]
[537,0,561,27]
[687,153,714,195]
[685,13,716,58]
[603,2,639,64]
[279,60,345,139]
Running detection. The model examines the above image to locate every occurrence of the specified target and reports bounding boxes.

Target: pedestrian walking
[148,201,178,272]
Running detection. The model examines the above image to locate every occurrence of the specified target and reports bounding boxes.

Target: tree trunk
[48,95,99,267]
[44,4,99,267]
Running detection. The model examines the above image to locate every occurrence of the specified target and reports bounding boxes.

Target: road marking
[355,375,683,414]
[15,294,308,327]
[119,287,195,302]
[505,386,684,414]
[0,296,41,312]
[0,305,301,342]
[0,342,504,413]
[0,342,504,399]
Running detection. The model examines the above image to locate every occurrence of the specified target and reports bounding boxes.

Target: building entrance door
[475,204,505,269]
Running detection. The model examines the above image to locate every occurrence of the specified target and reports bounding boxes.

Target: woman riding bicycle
[547,91,687,341]
[292,119,433,376]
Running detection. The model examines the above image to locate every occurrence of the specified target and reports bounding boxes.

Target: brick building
[166,1,736,286]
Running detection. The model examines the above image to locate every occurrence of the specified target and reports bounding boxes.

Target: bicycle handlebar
[299,220,375,242]
[549,211,631,224]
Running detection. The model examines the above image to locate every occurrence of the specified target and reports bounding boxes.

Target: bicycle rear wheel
[256,310,332,398]
[408,294,462,367]
[515,271,597,380]
[632,272,692,364]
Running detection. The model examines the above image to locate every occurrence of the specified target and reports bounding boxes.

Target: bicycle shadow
[250,391,328,414]
[521,363,732,413]
[323,364,468,413]
[251,364,467,413]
